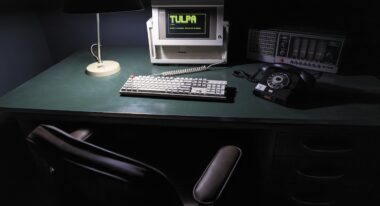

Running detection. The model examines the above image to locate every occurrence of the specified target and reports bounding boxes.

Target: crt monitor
[151,0,225,46]
[148,0,228,64]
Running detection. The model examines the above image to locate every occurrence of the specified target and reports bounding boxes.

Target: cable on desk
[153,61,226,77]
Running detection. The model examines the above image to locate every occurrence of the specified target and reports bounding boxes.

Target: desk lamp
[64,0,144,77]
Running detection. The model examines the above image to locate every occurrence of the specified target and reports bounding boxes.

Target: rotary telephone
[252,63,316,106]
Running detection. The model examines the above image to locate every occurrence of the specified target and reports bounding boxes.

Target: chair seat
[26,124,242,206]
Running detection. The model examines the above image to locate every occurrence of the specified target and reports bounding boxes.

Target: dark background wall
[39,10,151,63]
[0,13,53,96]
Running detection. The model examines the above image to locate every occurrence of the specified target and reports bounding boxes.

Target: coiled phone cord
[154,61,225,77]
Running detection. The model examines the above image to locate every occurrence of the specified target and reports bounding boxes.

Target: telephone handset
[253,63,316,106]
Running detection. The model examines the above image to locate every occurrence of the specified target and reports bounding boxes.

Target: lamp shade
[64,0,144,13]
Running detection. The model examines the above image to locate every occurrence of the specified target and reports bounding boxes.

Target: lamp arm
[89,13,102,63]
[96,13,102,63]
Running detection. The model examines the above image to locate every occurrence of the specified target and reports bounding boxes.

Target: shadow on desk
[290,83,380,109]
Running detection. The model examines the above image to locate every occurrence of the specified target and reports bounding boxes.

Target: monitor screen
[166,9,210,38]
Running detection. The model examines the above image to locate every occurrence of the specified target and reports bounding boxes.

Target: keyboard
[119,75,228,101]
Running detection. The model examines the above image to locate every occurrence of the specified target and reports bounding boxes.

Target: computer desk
[0,47,379,131]
[2,47,380,205]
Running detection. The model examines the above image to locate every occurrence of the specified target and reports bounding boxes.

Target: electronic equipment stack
[247,29,345,73]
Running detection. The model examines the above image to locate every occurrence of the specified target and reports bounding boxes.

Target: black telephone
[253,63,316,106]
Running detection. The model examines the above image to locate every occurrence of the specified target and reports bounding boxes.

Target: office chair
[26,124,242,206]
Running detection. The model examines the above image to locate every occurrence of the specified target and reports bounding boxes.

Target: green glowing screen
[166,9,209,38]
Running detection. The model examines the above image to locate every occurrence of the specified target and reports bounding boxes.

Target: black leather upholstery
[193,146,242,204]
[70,128,93,141]
[27,124,241,206]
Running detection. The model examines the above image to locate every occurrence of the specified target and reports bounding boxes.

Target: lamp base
[86,60,120,77]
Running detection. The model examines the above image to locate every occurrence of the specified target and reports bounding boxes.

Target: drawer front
[264,130,380,205]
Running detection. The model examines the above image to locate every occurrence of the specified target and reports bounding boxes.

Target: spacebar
[136,89,168,93]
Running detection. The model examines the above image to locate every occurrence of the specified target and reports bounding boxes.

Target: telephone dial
[252,63,316,106]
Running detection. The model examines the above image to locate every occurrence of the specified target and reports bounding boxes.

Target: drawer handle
[291,196,335,206]
[296,170,344,180]
[302,144,352,154]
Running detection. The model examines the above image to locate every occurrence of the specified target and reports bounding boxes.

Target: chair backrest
[27,124,183,206]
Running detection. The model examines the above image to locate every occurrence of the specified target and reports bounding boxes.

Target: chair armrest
[70,128,93,141]
[193,145,242,205]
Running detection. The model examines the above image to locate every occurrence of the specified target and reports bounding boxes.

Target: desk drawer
[300,135,353,157]
[270,156,351,184]
[274,132,354,157]
[285,180,380,206]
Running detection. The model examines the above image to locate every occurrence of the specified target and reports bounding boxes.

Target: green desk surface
[0,47,380,127]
